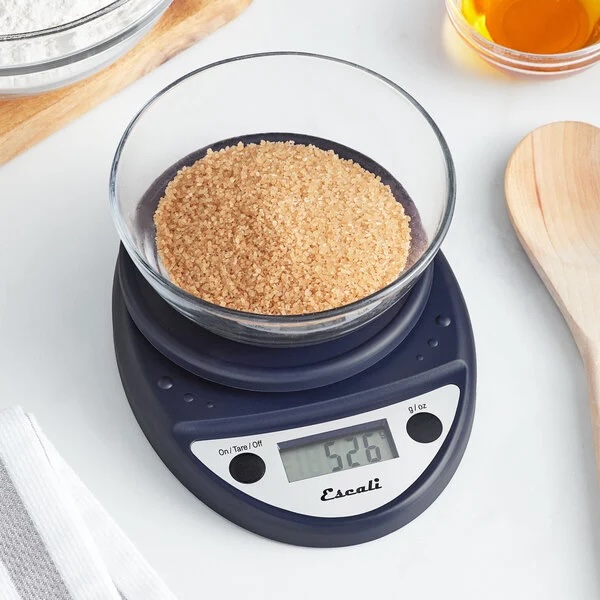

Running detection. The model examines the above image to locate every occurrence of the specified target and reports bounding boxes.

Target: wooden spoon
[506,121,600,474]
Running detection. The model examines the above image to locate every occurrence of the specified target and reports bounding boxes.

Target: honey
[461,0,600,53]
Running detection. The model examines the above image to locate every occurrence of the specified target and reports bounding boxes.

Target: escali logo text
[320,478,382,501]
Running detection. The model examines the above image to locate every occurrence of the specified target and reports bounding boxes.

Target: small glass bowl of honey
[446,0,600,74]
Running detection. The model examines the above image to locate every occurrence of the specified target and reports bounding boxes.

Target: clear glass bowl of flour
[0,0,172,96]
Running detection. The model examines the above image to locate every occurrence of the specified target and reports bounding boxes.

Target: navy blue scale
[112,247,476,547]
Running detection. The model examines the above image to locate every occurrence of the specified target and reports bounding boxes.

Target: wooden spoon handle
[584,345,600,472]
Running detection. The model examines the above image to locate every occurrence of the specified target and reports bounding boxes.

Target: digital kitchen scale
[112,245,476,547]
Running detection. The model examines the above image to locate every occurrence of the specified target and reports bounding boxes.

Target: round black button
[406,412,443,444]
[229,453,266,484]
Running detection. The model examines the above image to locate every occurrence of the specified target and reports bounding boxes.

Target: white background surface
[0,0,599,598]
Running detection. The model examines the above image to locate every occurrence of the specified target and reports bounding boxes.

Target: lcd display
[279,420,398,483]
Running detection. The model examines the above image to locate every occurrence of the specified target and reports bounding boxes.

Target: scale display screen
[278,420,398,483]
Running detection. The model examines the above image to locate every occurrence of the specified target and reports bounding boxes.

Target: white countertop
[1,1,599,598]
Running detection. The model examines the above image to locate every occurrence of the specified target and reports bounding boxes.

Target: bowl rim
[445,0,600,63]
[109,51,456,323]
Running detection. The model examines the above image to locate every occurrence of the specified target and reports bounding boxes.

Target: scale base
[113,251,476,547]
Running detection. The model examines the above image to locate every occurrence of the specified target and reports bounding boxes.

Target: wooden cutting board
[0,0,252,166]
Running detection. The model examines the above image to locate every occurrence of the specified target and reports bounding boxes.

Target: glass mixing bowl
[110,52,455,346]
[0,0,172,96]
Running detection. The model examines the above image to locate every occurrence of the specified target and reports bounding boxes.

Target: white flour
[0,0,113,35]
[0,0,164,94]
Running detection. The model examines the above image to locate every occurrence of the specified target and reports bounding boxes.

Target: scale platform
[113,246,476,547]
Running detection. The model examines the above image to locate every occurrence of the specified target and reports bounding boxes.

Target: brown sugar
[154,140,411,315]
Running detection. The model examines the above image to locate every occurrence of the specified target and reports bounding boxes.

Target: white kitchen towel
[0,406,178,600]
